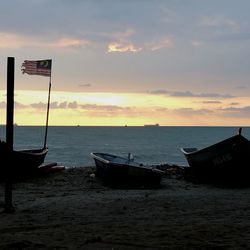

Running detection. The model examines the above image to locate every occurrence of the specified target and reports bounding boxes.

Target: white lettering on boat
[212,153,232,166]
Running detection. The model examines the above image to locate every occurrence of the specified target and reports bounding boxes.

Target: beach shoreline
[1,167,250,249]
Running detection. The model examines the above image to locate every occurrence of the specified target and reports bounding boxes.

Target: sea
[0,126,249,168]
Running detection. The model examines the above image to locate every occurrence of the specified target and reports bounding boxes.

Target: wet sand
[1,167,250,249]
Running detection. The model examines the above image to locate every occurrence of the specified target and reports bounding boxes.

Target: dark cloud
[78,103,140,118]
[149,90,234,98]
[68,101,78,109]
[174,108,213,116]
[229,102,239,106]
[171,91,234,98]
[30,101,78,110]
[202,101,222,104]
[155,107,168,112]
[58,102,67,109]
[219,106,250,117]
[0,101,6,109]
[14,102,28,109]
[80,104,131,112]
[79,84,91,87]
[149,89,169,95]
[50,101,79,109]
[234,86,248,90]
[29,101,132,114]
[30,102,48,109]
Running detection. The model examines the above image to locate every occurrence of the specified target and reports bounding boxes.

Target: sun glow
[80,94,124,106]
[0,90,249,126]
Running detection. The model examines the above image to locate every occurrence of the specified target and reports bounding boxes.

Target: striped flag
[21,59,52,77]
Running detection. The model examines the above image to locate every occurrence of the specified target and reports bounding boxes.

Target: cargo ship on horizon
[144,123,160,127]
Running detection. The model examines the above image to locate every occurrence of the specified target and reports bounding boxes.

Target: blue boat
[90,152,164,187]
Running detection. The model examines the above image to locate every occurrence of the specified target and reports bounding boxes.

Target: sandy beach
[1,166,250,250]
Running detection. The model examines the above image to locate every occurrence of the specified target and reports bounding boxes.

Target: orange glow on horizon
[0,90,248,126]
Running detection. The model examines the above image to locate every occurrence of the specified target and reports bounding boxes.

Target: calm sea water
[0,126,249,168]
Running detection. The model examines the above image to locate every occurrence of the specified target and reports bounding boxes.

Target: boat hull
[1,145,48,178]
[13,148,48,169]
[182,134,250,182]
[91,153,164,188]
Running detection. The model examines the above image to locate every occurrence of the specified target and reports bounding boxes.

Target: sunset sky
[0,0,250,126]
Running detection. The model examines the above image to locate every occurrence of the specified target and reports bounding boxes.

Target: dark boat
[181,128,250,182]
[90,152,165,187]
[12,148,48,170]
[1,140,48,177]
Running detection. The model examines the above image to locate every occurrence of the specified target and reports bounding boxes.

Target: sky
[0,0,250,126]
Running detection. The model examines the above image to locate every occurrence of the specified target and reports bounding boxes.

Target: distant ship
[144,123,160,127]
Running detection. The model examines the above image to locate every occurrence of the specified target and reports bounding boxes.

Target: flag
[21,59,52,77]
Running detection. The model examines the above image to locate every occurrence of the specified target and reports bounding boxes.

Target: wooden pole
[43,75,51,149]
[4,57,15,213]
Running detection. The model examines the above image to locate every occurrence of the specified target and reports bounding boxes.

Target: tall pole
[4,57,15,213]
[43,75,51,149]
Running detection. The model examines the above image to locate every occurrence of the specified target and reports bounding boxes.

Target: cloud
[202,101,222,104]
[50,37,90,49]
[0,101,6,109]
[78,103,141,118]
[201,16,241,32]
[170,91,195,97]
[68,101,78,109]
[229,102,239,106]
[191,40,203,47]
[0,32,90,50]
[14,102,28,109]
[149,90,234,98]
[108,41,142,53]
[161,8,178,24]
[171,91,234,98]
[79,84,91,87]
[149,89,169,95]
[234,86,248,90]
[50,101,79,109]
[58,102,67,109]
[105,28,142,53]
[106,29,136,41]
[0,26,171,54]
[155,107,168,112]
[28,101,132,115]
[105,28,173,53]
[146,36,173,51]
[174,108,213,116]
[30,102,47,109]
[219,106,250,117]
[0,32,30,49]
[80,103,131,112]
[105,28,174,53]
[30,101,77,110]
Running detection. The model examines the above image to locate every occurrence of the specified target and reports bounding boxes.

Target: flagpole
[21,59,52,149]
[43,69,52,149]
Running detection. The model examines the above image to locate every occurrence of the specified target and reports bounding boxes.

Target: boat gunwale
[91,152,143,167]
[17,147,48,156]
[90,152,165,173]
[181,134,247,156]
